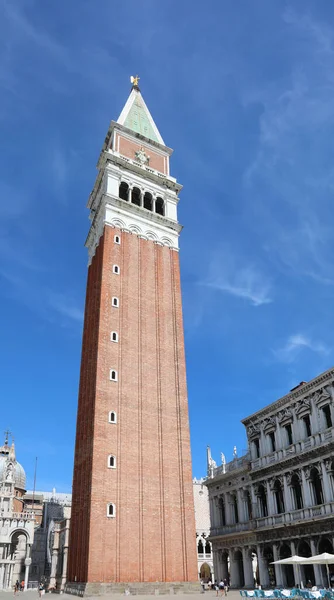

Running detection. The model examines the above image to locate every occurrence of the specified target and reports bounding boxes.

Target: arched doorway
[299,541,314,586]
[10,531,28,588]
[280,544,294,588]
[234,550,244,588]
[263,547,276,587]
[221,551,229,583]
[200,563,212,582]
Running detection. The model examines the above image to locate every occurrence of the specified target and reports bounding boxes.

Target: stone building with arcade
[193,478,214,582]
[206,367,334,590]
[0,434,34,590]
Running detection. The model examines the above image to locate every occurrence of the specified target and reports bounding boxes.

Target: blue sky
[1,0,334,491]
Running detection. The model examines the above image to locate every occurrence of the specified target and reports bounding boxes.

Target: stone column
[213,549,220,582]
[250,485,259,519]
[290,542,300,587]
[243,547,254,588]
[229,550,240,589]
[283,475,291,512]
[320,462,332,504]
[237,489,245,522]
[301,469,312,507]
[0,564,4,590]
[273,544,284,587]
[266,480,275,515]
[257,546,270,588]
[310,539,323,586]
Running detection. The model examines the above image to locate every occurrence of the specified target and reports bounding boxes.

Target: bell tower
[67,78,198,595]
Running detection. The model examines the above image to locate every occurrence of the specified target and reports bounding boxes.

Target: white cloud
[273,333,330,363]
[201,252,272,307]
[48,292,83,323]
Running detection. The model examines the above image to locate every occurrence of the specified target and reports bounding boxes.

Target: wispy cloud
[273,333,330,363]
[242,9,334,288]
[201,249,272,307]
[48,292,83,323]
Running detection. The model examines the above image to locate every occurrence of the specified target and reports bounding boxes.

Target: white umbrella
[299,553,334,588]
[271,556,304,588]
[272,556,305,565]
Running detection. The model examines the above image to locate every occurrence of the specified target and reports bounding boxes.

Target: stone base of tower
[65,581,201,596]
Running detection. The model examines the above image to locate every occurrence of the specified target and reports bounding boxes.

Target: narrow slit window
[108,455,116,469]
[114,235,121,244]
[111,332,118,343]
[112,297,119,308]
[110,370,118,382]
[107,503,115,518]
[113,265,120,275]
[109,411,117,424]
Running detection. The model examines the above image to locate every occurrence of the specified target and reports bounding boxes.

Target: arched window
[198,539,204,555]
[257,484,268,517]
[322,404,332,429]
[310,467,323,506]
[155,197,164,216]
[291,473,303,510]
[273,479,285,514]
[267,431,276,452]
[143,192,153,211]
[205,541,211,556]
[219,497,226,526]
[303,415,312,437]
[110,370,118,382]
[245,490,252,520]
[108,455,116,469]
[119,182,129,201]
[111,331,118,343]
[253,438,260,459]
[113,265,120,275]
[107,503,116,518]
[109,411,117,424]
[131,187,141,207]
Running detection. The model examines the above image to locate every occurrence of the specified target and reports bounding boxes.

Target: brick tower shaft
[67,81,198,594]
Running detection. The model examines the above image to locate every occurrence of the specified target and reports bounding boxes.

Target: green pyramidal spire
[117,82,165,146]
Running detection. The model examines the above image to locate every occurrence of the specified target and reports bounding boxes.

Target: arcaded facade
[206,367,334,589]
[193,479,214,582]
[67,81,198,594]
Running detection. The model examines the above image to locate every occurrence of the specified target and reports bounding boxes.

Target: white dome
[0,456,26,490]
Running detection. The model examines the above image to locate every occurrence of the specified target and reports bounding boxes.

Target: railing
[251,428,334,470]
[213,454,251,478]
[210,502,334,537]
[0,511,35,520]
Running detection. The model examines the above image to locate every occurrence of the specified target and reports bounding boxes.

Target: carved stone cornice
[242,370,334,426]
[278,408,293,425]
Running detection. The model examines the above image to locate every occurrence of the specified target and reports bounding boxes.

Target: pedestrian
[223,579,228,596]
[214,580,219,596]
[200,579,205,592]
[38,583,44,598]
[219,580,225,597]
[20,581,24,592]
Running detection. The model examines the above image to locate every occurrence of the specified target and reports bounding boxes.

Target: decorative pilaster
[301,469,312,507]
[320,461,332,503]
